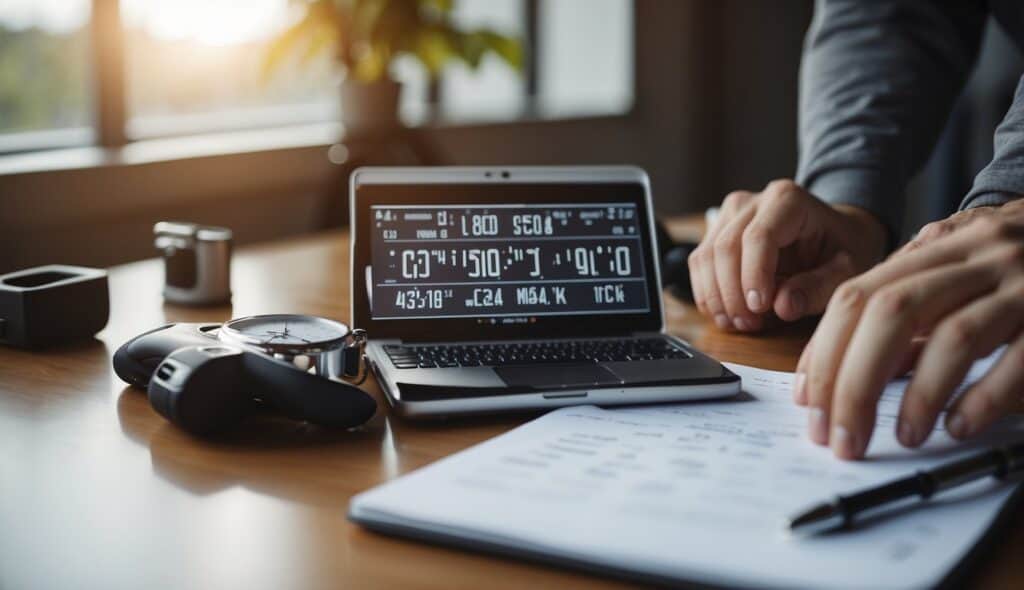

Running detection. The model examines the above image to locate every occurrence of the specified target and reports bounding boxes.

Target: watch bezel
[218,314,353,355]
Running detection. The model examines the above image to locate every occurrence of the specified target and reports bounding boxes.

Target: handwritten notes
[351,353,1024,589]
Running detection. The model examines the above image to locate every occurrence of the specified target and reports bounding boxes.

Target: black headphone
[113,325,377,436]
[654,219,697,303]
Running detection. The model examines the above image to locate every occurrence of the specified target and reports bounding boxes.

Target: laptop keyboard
[383,337,691,369]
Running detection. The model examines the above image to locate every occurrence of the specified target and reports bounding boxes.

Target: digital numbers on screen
[370,204,650,319]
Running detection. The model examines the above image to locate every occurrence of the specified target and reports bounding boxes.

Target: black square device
[0,264,109,348]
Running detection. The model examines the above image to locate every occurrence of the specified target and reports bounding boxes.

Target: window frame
[0,0,639,170]
[0,0,642,226]
[52,0,631,155]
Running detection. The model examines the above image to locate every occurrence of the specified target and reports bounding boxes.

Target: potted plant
[264,0,523,134]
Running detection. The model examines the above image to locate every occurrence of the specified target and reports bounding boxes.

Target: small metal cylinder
[154,221,232,306]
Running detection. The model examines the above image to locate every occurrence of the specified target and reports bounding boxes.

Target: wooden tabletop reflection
[2,223,1022,589]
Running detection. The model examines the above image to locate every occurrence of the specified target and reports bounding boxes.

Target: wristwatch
[217,313,367,382]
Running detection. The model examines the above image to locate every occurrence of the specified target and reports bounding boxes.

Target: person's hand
[794,207,1024,460]
[897,199,1024,255]
[687,180,887,332]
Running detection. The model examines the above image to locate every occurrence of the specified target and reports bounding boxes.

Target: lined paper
[351,351,1022,589]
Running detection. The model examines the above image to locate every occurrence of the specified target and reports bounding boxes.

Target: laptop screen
[370,203,651,320]
[353,181,663,341]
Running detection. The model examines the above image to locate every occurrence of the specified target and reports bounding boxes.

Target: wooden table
[1,224,1020,589]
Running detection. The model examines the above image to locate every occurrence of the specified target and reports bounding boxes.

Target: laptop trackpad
[494,364,621,389]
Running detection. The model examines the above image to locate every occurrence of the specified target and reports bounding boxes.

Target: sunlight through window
[121,0,339,138]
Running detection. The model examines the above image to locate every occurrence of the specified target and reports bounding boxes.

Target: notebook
[349,351,1024,589]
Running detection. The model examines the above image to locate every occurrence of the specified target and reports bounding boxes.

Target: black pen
[787,441,1024,537]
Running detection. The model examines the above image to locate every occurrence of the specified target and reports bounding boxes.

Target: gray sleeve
[960,75,1024,210]
[796,0,987,241]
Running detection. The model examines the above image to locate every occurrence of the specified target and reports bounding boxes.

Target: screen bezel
[351,179,663,342]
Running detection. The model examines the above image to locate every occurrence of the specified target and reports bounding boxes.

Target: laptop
[350,166,739,417]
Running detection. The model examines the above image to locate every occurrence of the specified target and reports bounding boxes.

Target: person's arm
[888,76,1024,252]
[960,75,1024,210]
[685,1,988,333]
[797,0,988,242]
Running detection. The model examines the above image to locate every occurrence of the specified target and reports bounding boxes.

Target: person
[687,1,1024,460]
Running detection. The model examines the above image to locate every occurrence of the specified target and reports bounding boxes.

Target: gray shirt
[796,0,1024,239]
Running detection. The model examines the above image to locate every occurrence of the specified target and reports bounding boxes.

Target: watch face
[222,314,350,351]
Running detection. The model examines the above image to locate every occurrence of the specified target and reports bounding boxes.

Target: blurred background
[0,0,1021,272]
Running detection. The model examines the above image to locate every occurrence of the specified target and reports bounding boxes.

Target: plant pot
[340,79,402,136]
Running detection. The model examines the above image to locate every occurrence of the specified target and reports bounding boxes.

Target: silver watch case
[217,315,368,382]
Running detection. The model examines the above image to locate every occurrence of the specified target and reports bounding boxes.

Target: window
[439,0,635,123]
[538,0,634,118]
[0,0,634,154]
[0,0,93,151]
[121,0,338,139]
[440,0,527,122]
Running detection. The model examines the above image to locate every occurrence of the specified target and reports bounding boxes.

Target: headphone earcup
[662,243,697,303]
[148,347,250,436]
[654,218,697,303]
[242,351,377,428]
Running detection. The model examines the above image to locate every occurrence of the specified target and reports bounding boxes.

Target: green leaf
[479,30,523,71]
[419,0,454,14]
[352,45,387,81]
[457,31,487,69]
[414,27,456,76]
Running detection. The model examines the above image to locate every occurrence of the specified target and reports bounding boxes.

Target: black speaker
[0,265,109,348]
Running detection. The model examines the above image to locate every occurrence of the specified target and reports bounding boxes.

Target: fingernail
[746,289,763,312]
[947,413,969,439]
[793,373,807,404]
[789,289,807,316]
[809,407,828,445]
[733,317,749,331]
[832,425,858,459]
[714,314,730,329]
[897,419,917,447]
